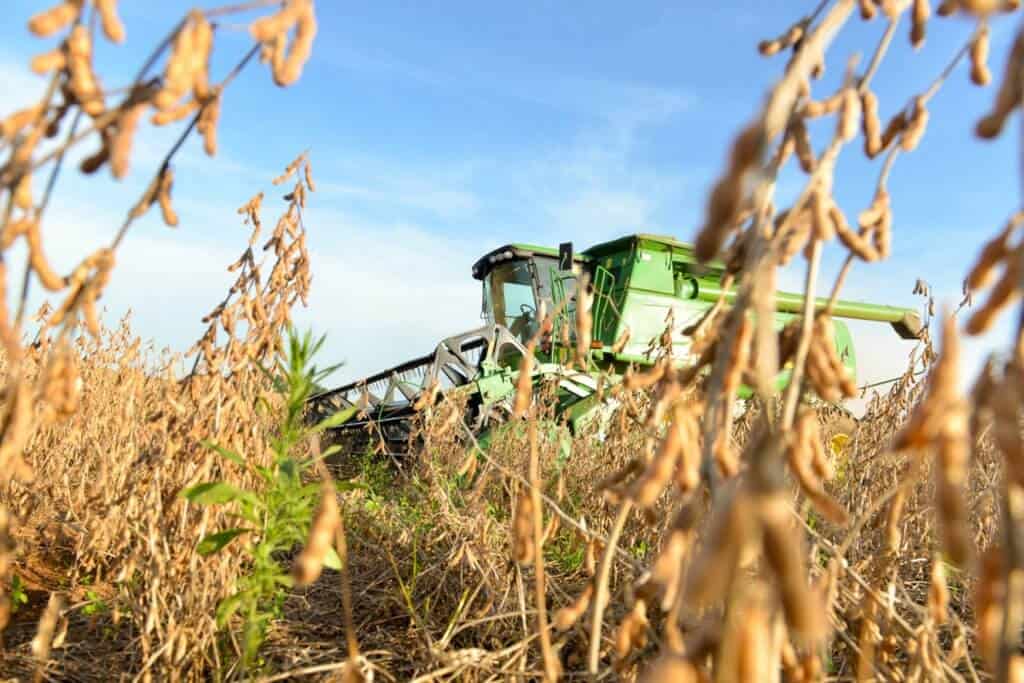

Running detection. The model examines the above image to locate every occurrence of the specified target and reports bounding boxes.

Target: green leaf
[321,444,343,459]
[336,480,369,493]
[253,395,273,417]
[323,546,343,571]
[180,481,250,506]
[278,458,300,484]
[253,464,274,483]
[196,528,249,556]
[201,440,246,467]
[215,591,246,627]
[313,406,359,433]
[299,482,323,497]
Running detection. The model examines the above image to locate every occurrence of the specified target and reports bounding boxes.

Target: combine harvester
[306,233,923,455]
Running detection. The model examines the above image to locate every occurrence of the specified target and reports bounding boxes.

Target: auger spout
[689,279,924,340]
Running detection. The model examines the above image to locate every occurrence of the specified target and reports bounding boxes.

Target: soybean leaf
[197,528,249,556]
[323,546,343,571]
[216,591,246,627]
[180,481,251,506]
[201,440,246,467]
[313,406,359,433]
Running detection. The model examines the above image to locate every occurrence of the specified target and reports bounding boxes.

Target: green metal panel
[692,279,915,325]
[591,265,619,344]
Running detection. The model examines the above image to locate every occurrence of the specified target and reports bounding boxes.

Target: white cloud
[322,42,694,127]
[316,178,479,221]
[292,207,488,384]
[0,53,49,108]
[9,193,490,391]
[548,190,653,240]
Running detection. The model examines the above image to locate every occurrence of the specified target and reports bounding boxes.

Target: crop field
[4,1,1024,681]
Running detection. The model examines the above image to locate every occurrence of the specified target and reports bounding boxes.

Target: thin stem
[808,0,833,25]
[824,253,854,315]
[781,238,823,428]
[15,110,84,328]
[29,106,123,173]
[457,418,644,572]
[109,42,261,252]
[587,501,632,674]
[922,27,977,103]
[859,18,899,92]
[335,518,360,662]
[206,0,284,18]
[528,420,559,682]
[131,17,187,85]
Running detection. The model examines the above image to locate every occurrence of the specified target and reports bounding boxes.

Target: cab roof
[470,233,722,280]
[471,243,589,280]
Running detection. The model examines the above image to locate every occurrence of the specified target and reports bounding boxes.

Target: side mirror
[559,242,573,271]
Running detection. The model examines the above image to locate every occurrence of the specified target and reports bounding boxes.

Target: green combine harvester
[306,233,923,454]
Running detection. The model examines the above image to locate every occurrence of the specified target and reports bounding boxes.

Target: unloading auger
[305,233,924,456]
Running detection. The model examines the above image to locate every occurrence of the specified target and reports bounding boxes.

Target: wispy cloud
[548,190,653,239]
[323,41,694,126]
[319,179,478,219]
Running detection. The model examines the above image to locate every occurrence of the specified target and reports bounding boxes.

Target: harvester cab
[471,243,582,359]
[308,233,924,455]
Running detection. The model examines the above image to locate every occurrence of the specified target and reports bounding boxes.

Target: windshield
[483,260,539,342]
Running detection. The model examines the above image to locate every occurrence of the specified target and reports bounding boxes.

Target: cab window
[484,260,539,342]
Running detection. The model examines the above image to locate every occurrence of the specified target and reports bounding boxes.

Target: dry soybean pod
[911,0,931,48]
[95,0,126,44]
[28,0,82,38]
[976,25,1024,138]
[972,21,992,85]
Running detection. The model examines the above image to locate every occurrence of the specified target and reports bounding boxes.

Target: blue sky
[2,1,1021,405]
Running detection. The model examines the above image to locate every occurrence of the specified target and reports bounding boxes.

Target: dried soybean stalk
[861,90,884,157]
[197,89,222,157]
[26,220,66,292]
[110,102,146,179]
[629,403,685,508]
[554,582,594,631]
[838,86,862,141]
[157,166,178,227]
[512,486,534,565]
[758,20,806,56]
[31,45,66,75]
[190,11,214,101]
[67,25,105,117]
[276,3,317,86]
[636,502,698,611]
[151,98,200,126]
[787,410,849,525]
[95,0,126,44]
[614,599,649,661]
[292,480,340,585]
[911,0,931,48]
[27,0,82,38]
[792,117,817,173]
[976,25,1024,138]
[972,21,993,85]
[695,121,763,262]
[900,95,929,151]
[154,16,198,111]
[964,213,1024,334]
[802,91,844,118]
[251,0,318,87]
[893,314,973,567]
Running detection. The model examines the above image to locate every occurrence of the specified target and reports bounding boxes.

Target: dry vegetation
[3,0,1024,681]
